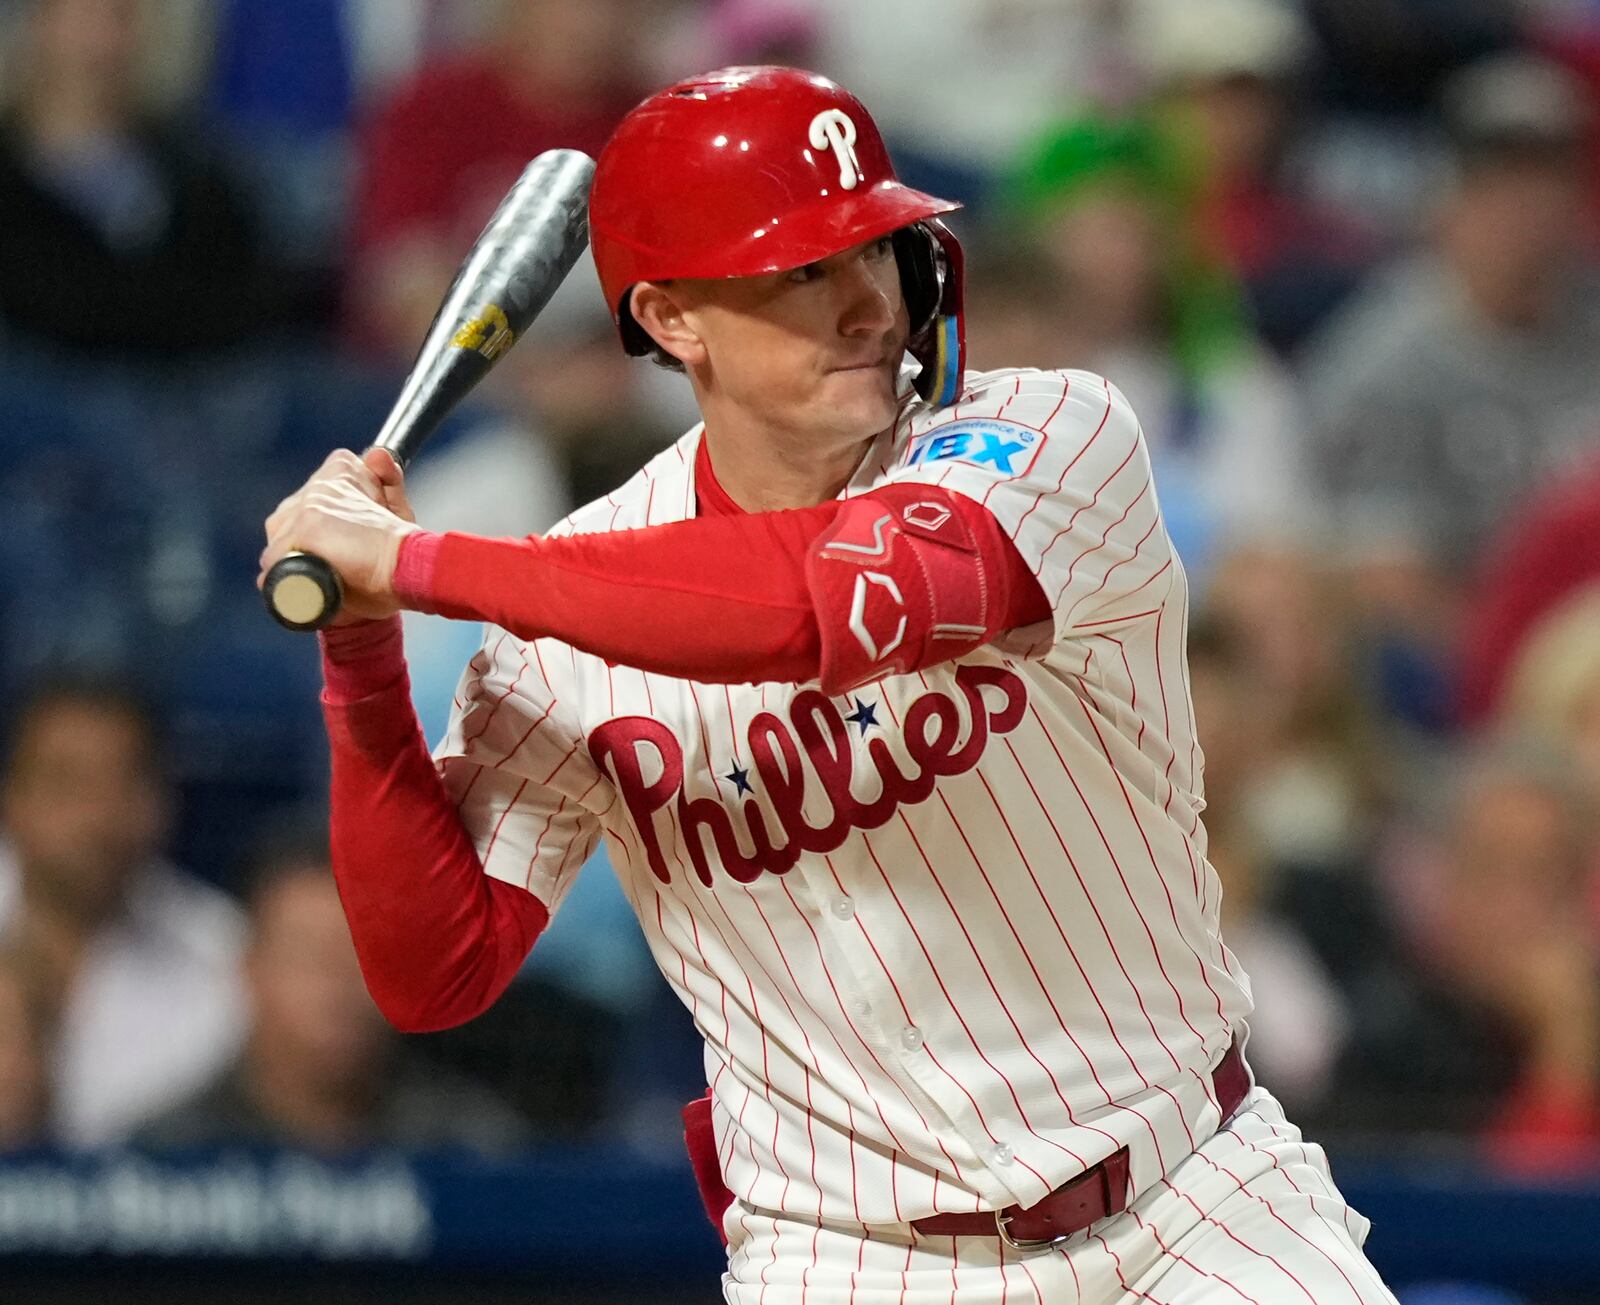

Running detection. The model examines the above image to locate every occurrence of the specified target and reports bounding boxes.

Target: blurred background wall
[0,0,1599,1300]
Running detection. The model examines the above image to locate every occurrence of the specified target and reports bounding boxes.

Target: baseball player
[261,67,1397,1303]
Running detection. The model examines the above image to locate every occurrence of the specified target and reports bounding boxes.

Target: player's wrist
[390,528,444,611]
[319,614,406,702]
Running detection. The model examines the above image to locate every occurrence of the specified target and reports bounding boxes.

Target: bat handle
[263,551,345,632]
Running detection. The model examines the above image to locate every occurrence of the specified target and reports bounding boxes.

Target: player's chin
[822,364,899,428]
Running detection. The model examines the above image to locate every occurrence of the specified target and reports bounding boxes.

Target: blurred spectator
[1457,454,1600,727]
[1294,2,1527,287]
[203,0,361,278]
[139,828,528,1154]
[1203,542,1392,874]
[129,0,213,109]
[202,0,493,278]
[814,0,1129,208]
[1187,614,1351,1115]
[1496,586,1600,808]
[347,0,649,360]
[1302,54,1600,725]
[0,946,56,1151]
[1003,112,1314,581]
[0,0,295,356]
[1134,0,1376,353]
[0,677,247,1147]
[1191,542,1405,1085]
[1329,740,1600,1169]
[697,0,819,67]
[1191,542,1415,1130]
[1534,2,1600,240]
[1304,0,1522,116]
[962,242,1064,380]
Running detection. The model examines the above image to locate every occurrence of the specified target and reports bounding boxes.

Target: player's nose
[836,257,899,338]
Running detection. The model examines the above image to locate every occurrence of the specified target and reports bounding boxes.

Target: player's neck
[699,416,880,512]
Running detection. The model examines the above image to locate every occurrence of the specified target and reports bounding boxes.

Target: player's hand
[259,448,420,624]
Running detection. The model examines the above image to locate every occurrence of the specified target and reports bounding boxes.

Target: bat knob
[264,552,344,631]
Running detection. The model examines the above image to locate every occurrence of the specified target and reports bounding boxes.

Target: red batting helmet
[589,66,967,406]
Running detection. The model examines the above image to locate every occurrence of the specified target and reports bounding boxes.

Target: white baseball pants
[722,1089,1398,1304]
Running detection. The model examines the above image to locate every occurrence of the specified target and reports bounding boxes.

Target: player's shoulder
[546,425,701,539]
[907,366,1134,433]
[893,367,1139,475]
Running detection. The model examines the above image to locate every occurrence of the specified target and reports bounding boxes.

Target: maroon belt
[911,1040,1251,1249]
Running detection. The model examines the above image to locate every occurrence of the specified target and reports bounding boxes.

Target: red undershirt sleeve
[391,490,1050,693]
[320,617,549,1033]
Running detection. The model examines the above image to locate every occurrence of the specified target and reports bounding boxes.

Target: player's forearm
[393,508,830,684]
[390,488,1050,693]
[321,618,548,1032]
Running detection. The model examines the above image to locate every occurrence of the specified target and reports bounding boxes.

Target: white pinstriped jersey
[434,367,1254,1225]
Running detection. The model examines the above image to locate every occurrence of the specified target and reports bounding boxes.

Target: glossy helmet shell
[589,66,967,405]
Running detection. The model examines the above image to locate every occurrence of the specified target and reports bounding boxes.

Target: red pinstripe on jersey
[1094,1231,1163,1304]
[432,367,1252,1227]
[1128,1208,1264,1305]
[1158,1174,1320,1304]
[1195,1144,1371,1305]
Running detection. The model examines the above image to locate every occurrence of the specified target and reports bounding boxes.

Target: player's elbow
[808,485,1021,694]
[362,966,507,1034]
[370,986,494,1034]
[363,983,446,1033]
[351,879,549,1034]
[382,1005,471,1035]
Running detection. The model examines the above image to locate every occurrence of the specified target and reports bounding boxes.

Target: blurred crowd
[0,0,1597,1203]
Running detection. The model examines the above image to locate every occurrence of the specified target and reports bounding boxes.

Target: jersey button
[831,895,856,920]
[989,1143,1014,1166]
[900,1025,924,1052]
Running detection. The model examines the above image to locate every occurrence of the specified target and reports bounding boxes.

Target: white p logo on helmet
[809,109,863,191]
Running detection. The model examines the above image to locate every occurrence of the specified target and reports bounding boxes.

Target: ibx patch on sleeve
[903,418,1045,479]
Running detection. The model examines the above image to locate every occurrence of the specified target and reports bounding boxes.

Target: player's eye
[868,236,894,260]
[786,262,825,285]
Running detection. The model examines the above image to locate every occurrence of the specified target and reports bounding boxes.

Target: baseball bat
[263,148,597,631]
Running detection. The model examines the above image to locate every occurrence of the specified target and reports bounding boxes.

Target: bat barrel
[374,149,596,468]
[261,148,595,633]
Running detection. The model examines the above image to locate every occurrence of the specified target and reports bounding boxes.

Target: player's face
[681,235,911,447]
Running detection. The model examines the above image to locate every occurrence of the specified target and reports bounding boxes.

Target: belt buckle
[994,1206,1072,1252]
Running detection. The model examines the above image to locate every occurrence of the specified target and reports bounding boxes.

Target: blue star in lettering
[724,764,754,796]
[846,698,879,734]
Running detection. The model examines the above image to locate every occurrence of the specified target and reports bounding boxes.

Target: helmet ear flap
[892,227,941,335]
[617,288,654,357]
[898,220,966,408]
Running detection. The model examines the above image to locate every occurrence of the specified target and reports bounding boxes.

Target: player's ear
[630,283,707,368]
